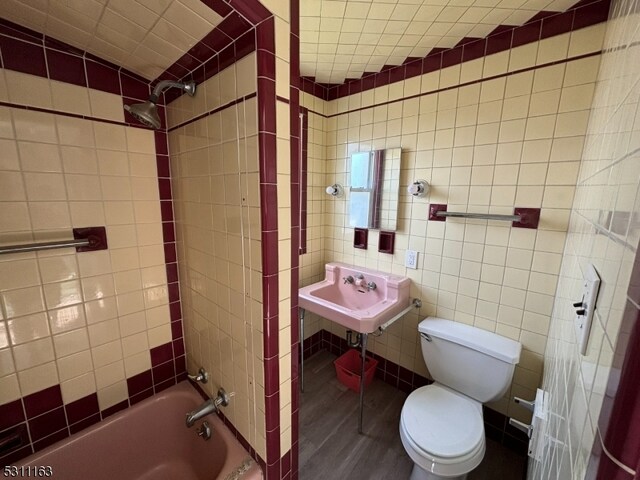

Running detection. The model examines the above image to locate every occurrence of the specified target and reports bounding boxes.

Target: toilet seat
[400,384,485,476]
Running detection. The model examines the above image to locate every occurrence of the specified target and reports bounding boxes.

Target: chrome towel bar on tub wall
[0,226,108,255]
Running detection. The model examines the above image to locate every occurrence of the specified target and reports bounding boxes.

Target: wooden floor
[299,351,527,480]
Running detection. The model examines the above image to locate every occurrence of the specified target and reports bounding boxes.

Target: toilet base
[409,464,468,480]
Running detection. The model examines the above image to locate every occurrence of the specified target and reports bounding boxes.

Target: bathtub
[16,382,262,480]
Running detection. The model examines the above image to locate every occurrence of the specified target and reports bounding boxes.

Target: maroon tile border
[586,234,640,476]
[154,120,186,380]
[0,20,165,133]
[592,299,640,475]
[300,0,611,101]
[156,8,256,85]
[0,339,184,467]
[0,100,131,127]
[289,0,301,476]
[592,445,635,480]
[167,92,257,132]
[303,49,602,121]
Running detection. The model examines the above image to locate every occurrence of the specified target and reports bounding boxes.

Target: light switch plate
[405,250,418,269]
[576,264,600,356]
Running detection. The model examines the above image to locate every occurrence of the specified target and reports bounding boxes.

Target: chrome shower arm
[149,80,196,102]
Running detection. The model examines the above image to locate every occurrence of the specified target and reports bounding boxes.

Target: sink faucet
[343,275,354,285]
[185,388,230,428]
[366,281,377,291]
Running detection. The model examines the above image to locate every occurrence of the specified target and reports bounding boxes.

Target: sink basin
[299,262,411,333]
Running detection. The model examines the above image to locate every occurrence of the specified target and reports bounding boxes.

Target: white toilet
[400,317,522,480]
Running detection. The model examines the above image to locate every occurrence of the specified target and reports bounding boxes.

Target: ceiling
[0,0,585,85]
[0,0,223,80]
[300,0,581,84]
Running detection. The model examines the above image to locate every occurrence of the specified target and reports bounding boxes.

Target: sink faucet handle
[343,275,354,284]
[355,273,364,279]
[188,367,209,384]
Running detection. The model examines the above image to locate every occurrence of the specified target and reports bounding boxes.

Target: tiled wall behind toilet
[533,0,640,478]
[0,70,173,412]
[300,23,606,423]
[167,52,268,458]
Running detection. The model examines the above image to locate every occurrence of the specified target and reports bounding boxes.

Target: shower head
[124,101,161,129]
[124,80,197,130]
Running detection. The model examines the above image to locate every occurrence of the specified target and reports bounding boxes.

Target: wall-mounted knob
[325,184,344,197]
[188,367,209,384]
[408,180,429,197]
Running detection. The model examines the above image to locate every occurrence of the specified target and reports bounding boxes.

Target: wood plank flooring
[299,351,527,480]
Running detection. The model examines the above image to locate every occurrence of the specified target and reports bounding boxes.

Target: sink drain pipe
[346,330,362,348]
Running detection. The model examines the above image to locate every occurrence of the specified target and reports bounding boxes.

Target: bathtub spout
[186,399,217,427]
[185,388,230,428]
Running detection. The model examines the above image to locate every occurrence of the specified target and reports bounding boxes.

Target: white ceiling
[300,0,580,84]
[0,0,223,80]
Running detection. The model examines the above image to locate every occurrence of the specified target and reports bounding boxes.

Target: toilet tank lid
[419,318,521,364]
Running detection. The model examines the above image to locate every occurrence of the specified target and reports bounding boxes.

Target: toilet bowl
[400,384,485,480]
[399,318,521,479]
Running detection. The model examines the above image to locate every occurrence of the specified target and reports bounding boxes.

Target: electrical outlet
[405,250,418,269]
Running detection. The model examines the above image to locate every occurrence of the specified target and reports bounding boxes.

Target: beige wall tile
[51,81,91,116]
[89,89,125,122]
[299,31,609,438]
[0,93,170,411]
[5,70,52,109]
[17,361,59,397]
[7,313,50,345]
[60,372,96,404]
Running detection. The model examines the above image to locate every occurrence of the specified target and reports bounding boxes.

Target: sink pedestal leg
[300,308,305,393]
[358,333,368,434]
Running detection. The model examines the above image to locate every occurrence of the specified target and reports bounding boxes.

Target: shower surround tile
[167,43,270,464]
[0,30,184,466]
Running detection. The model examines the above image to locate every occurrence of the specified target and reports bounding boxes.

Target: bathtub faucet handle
[214,388,230,409]
[188,367,209,384]
[196,421,212,440]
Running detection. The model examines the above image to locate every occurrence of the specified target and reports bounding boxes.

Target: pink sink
[299,263,411,333]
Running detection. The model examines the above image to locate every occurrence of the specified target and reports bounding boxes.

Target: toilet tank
[419,318,522,403]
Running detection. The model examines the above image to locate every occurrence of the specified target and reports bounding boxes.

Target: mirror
[348,148,401,231]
